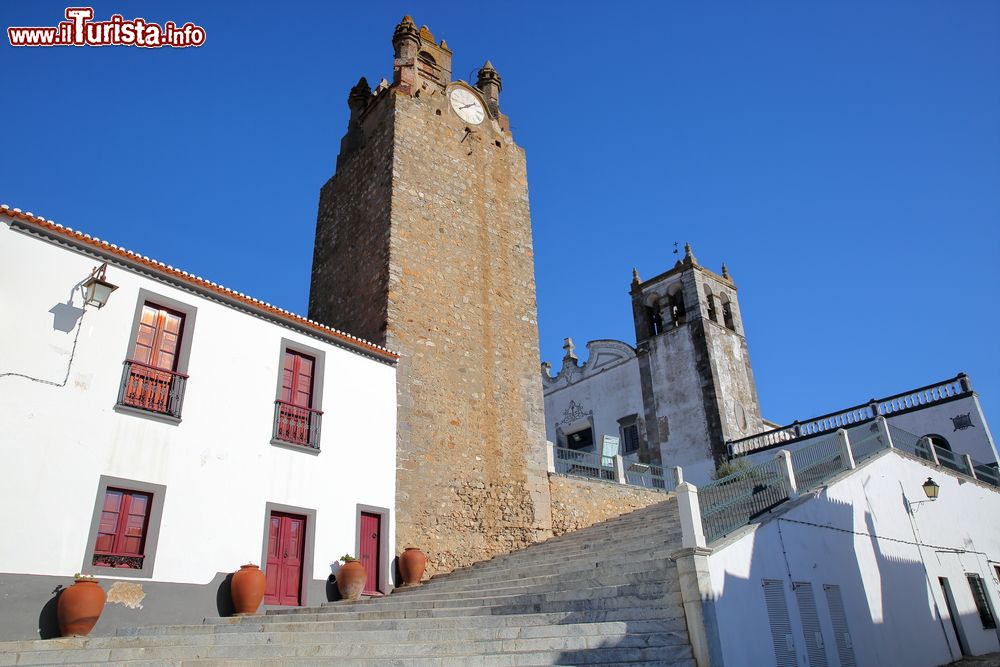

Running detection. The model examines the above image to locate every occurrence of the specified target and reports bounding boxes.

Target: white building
[543,249,998,486]
[671,419,1000,667]
[0,206,399,639]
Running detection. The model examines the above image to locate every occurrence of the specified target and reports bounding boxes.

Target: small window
[93,488,151,569]
[567,427,594,452]
[967,574,997,629]
[83,475,166,578]
[620,419,640,455]
[721,295,736,331]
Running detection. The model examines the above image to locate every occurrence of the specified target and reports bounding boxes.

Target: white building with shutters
[0,206,399,639]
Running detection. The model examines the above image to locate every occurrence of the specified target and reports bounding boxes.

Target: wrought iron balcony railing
[92,551,145,569]
[117,359,187,418]
[273,400,322,449]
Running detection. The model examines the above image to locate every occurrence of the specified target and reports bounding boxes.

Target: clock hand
[460,103,478,109]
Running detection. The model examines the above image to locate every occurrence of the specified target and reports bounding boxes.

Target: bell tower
[309,17,552,574]
[629,245,763,466]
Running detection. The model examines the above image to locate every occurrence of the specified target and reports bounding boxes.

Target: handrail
[274,399,323,416]
[728,374,971,458]
[123,358,189,379]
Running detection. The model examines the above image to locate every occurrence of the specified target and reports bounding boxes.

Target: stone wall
[548,473,671,536]
[310,78,552,576]
[385,91,551,574]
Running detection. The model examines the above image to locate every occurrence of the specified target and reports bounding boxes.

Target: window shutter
[95,489,123,553]
[967,574,998,629]
[794,582,828,667]
[282,351,315,408]
[824,584,857,667]
[133,304,184,371]
[763,579,798,667]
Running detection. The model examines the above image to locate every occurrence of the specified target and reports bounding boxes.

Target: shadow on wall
[710,490,958,667]
[37,586,64,640]
[48,301,85,333]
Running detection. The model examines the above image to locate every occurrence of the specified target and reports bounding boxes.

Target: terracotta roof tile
[1,204,398,363]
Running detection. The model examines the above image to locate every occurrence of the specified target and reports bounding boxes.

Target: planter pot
[399,547,426,586]
[336,561,366,601]
[230,564,267,615]
[57,578,106,637]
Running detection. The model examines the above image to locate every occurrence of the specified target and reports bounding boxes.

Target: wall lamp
[908,477,941,512]
[82,262,118,308]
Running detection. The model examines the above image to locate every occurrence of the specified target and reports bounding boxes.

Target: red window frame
[92,487,152,569]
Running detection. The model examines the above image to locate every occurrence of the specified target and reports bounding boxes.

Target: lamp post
[81,262,118,308]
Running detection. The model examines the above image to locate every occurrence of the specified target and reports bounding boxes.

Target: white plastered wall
[705,450,1000,667]
[0,218,397,591]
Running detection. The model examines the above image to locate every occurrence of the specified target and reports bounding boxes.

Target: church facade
[543,245,765,482]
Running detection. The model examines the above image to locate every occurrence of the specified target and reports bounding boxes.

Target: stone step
[414,542,682,585]
[118,606,687,637]
[199,594,685,626]
[448,532,682,571]
[10,650,697,667]
[2,632,693,665]
[445,524,681,564]
[3,623,690,655]
[392,558,678,598]
[258,581,680,619]
[360,565,676,604]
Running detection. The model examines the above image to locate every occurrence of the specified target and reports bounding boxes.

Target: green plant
[711,457,750,481]
[73,572,97,580]
[339,554,358,563]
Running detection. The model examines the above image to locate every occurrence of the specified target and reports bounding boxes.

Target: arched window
[720,293,736,331]
[645,299,664,336]
[668,286,686,327]
[706,291,719,323]
[418,50,437,65]
[926,434,951,451]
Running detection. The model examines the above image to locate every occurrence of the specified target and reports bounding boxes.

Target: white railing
[728,374,972,458]
[549,445,679,492]
[699,418,999,543]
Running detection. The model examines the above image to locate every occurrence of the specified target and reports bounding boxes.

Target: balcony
[117,359,187,419]
[92,552,145,569]
[273,400,322,450]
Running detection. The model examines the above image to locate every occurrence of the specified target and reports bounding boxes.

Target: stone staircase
[0,499,693,666]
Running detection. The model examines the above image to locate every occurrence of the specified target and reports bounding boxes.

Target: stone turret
[476,60,502,118]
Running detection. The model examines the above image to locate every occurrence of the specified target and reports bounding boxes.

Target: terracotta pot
[399,547,426,586]
[336,560,367,600]
[57,578,106,637]
[230,564,267,615]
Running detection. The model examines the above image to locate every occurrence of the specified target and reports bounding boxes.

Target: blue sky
[3,2,998,431]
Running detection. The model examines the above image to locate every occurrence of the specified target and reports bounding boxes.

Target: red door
[359,512,381,595]
[263,512,306,606]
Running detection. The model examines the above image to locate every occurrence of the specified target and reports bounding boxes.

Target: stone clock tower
[309,17,552,574]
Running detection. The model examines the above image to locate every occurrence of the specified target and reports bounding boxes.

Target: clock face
[449,87,485,125]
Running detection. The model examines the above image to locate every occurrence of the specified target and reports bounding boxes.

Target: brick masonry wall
[548,474,671,536]
[310,86,552,576]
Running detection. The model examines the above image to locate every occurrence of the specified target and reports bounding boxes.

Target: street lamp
[921,477,940,501]
[81,262,118,308]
